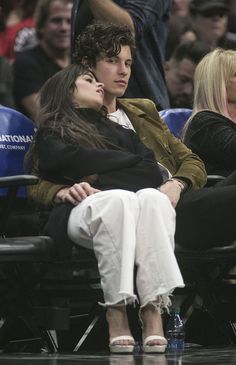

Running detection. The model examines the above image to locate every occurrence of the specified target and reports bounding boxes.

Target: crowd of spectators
[1,0,236,115]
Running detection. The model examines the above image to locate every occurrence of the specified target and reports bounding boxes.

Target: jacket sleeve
[28,179,67,208]
[120,98,207,189]
[166,126,207,189]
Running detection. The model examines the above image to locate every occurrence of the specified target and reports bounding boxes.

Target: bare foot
[106,306,134,346]
[141,304,167,346]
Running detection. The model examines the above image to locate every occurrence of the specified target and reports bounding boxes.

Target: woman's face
[193,13,227,47]
[73,72,104,110]
[226,72,236,104]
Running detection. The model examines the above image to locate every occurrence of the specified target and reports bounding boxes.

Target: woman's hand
[55,182,100,205]
[159,180,182,208]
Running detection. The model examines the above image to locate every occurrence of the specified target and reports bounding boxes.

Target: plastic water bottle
[165,306,185,351]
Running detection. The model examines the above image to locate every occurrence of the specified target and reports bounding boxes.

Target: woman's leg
[135,189,184,345]
[67,189,139,345]
[135,188,184,307]
[140,304,165,342]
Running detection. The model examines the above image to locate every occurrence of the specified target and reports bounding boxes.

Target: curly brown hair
[72,22,136,66]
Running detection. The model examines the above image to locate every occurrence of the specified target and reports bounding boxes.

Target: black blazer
[37,109,163,257]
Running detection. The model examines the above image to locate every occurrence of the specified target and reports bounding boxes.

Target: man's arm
[28,179,66,208]
[28,175,99,208]
[87,0,135,33]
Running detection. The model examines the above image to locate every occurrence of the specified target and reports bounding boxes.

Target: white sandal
[109,335,135,353]
[142,335,167,353]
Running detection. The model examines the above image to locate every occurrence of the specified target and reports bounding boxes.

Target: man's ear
[81,56,89,65]
[82,56,93,68]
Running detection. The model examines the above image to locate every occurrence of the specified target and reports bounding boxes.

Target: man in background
[164,41,210,108]
[14,0,72,120]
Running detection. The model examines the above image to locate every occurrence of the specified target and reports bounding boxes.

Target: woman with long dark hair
[27,63,184,354]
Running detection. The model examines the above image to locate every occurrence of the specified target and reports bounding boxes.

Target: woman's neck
[228,102,236,123]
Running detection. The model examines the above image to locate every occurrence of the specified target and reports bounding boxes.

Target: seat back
[0,107,36,197]
[159,108,192,138]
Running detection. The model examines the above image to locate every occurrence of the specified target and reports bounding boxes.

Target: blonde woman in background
[183,48,236,177]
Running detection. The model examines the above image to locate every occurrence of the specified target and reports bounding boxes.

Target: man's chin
[115,90,126,98]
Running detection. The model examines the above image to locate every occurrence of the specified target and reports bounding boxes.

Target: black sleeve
[185,113,236,168]
[37,133,163,190]
[38,134,141,182]
[97,159,163,192]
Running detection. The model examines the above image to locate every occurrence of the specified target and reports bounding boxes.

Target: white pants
[68,188,184,308]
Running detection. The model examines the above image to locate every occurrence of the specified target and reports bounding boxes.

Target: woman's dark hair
[26,63,111,171]
[72,22,136,66]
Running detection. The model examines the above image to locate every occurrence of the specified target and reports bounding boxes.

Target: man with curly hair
[71,0,171,110]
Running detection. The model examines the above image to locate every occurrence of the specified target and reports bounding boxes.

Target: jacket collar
[117,98,146,117]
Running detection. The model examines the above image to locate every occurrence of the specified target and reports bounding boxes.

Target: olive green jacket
[28,98,207,208]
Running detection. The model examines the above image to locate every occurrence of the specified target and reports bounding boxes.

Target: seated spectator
[28,23,236,260]
[13,0,72,120]
[30,23,205,209]
[0,56,15,108]
[0,0,38,63]
[72,0,172,110]
[164,41,210,108]
[26,62,185,354]
[183,48,236,177]
[189,0,236,50]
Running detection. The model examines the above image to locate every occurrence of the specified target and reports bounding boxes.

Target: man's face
[39,0,72,51]
[91,45,132,101]
[193,11,228,46]
[165,58,196,108]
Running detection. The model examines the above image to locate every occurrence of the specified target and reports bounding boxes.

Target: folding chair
[159,108,192,138]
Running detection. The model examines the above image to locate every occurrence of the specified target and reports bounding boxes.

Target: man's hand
[159,180,182,208]
[55,182,100,205]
